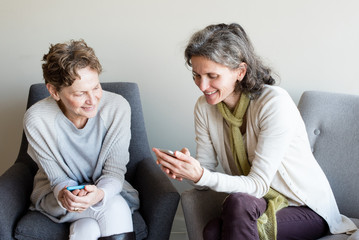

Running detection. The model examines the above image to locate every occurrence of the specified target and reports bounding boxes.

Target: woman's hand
[58,185,104,213]
[152,147,204,183]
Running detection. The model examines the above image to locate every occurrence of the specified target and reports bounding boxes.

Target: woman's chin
[82,110,98,119]
[205,95,220,105]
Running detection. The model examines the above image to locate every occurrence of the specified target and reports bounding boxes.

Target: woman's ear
[46,83,60,101]
[237,62,247,81]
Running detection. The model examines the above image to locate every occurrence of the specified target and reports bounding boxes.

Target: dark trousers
[203,193,329,240]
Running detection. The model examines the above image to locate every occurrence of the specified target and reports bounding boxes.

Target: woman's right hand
[58,185,104,213]
[58,187,82,212]
[152,147,204,183]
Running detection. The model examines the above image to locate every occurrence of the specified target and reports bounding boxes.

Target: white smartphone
[158,149,176,157]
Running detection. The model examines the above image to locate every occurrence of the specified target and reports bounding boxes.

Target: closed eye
[192,72,200,80]
[74,92,84,97]
[208,74,218,79]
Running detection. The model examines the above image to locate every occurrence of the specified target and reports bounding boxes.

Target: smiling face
[191,56,246,110]
[47,66,102,129]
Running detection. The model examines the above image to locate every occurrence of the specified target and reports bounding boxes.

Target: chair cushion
[15,210,147,240]
[317,218,359,240]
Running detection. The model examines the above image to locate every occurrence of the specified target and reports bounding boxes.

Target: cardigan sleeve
[194,96,220,172]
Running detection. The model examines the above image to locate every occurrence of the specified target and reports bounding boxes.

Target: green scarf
[217,94,288,240]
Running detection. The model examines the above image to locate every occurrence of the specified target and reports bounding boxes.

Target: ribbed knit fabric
[23,91,139,223]
[217,93,288,240]
[257,188,288,240]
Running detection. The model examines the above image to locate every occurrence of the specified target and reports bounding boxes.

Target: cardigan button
[314,129,321,135]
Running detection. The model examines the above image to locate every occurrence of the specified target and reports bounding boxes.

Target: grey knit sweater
[23,91,139,222]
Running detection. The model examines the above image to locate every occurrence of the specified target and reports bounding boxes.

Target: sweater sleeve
[94,94,131,206]
[24,100,78,190]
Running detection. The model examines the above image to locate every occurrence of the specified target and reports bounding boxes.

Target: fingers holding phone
[152,148,183,181]
[59,186,81,212]
[67,185,88,197]
[153,147,204,183]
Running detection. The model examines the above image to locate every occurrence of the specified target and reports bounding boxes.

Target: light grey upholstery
[181,90,359,240]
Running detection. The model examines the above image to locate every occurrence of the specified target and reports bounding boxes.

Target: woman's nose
[198,78,209,92]
[85,92,95,105]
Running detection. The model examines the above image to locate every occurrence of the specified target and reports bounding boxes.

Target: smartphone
[67,185,85,191]
[158,149,176,157]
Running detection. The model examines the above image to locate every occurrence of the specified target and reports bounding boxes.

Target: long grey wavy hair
[185,23,275,98]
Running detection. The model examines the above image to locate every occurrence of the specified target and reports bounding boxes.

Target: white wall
[1,0,358,193]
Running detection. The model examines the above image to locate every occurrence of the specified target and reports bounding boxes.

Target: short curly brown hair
[42,39,102,91]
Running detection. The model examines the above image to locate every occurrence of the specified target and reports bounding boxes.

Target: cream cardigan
[194,85,357,234]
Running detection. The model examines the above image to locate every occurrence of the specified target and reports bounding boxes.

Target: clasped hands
[152,147,204,183]
[58,185,104,213]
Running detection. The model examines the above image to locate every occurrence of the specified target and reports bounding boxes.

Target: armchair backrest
[18,82,152,184]
[298,91,359,218]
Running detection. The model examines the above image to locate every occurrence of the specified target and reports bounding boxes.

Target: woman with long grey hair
[153,23,357,239]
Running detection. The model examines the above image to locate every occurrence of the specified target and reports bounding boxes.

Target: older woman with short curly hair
[24,39,138,240]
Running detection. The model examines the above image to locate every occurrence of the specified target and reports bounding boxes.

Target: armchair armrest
[0,162,35,240]
[181,189,228,240]
[134,157,180,240]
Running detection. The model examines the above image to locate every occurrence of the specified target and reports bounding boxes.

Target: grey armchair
[181,90,359,240]
[0,82,180,240]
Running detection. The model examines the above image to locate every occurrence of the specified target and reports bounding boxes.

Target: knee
[106,195,131,216]
[98,195,132,225]
[223,193,265,218]
[98,195,133,235]
[223,193,254,210]
[70,218,101,240]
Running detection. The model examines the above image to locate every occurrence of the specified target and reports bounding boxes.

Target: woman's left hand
[152,147,204,183]
[59,185,104,213]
